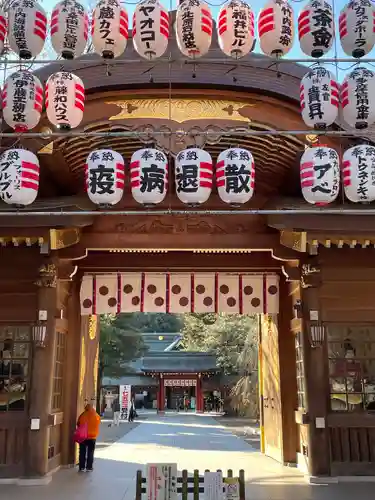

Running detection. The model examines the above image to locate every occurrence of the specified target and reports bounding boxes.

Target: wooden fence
[135,469,246,500]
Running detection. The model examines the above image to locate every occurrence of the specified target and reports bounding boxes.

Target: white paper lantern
[8,0,47,59]
[51,0,88,59]
[258,0,294,57]
[300,146,340,205]
[176,0,213,58]
[339,0,375,58]
[85,149,124,206]
[341,67,375,129]
[46,72,84,130]
[130,148,168,205]
[216,148,255,205]
[92,0,128,59]
[0,149,39,206]
[300,66,339,129]
[0,10,7,55]
[175,148,212,205]
[2,70,43,132]
[217,0,254,59]
[132,0,169,60]
[298,0,334,58]
[342,145,375,203]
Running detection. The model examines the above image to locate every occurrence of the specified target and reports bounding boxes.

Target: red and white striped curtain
[80,272,279,315]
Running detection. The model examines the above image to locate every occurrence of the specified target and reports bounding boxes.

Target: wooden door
[262,314,283,463]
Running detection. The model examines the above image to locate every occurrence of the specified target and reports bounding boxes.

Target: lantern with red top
[217,0,255,59]
[85,149,125,207]
[342,145,375,203]
[339,0,375,58]
[300,146,340,205]
[133,0,169,60]
[130,148,168,206]
[176,0,213,59]
[216,148,255,205]
[8,0,47,59]
[298,0,334,58]
[2,70,43,132]
[51,0,89,59]
[0,9,7,56]
[46,72,85,130]
[300,66,339,129]
[0,149,39,207]
[175,147,213,205]
[341,67,375,130]
[258,0,294,57]
[92,0,128,59]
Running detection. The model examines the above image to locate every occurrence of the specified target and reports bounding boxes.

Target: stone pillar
[27,261,58,477]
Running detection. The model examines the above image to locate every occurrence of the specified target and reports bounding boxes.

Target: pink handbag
[73,423,88,444]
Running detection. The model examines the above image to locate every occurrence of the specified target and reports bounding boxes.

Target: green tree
[116,312,183,334]
[181,313,259,416]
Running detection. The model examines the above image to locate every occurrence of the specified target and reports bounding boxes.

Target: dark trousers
[79,439,96,470]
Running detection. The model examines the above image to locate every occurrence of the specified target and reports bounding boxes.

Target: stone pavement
[1,413,375,500]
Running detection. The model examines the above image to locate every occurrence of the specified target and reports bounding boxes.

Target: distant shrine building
[102,333,222,414]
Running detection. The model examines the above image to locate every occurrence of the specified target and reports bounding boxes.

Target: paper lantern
[300,66,339,129]
[130,148,168,205]
[92,0,128,59]
[176,0,212,58]
[342,145,375,203]
[339,0,375,58]
[132,0,169,60]
[46,72,84,130]
[258,0,294,57]
[216,148,255,205]
[300,146,340,205]
[175,148,212,205]
[2,70,43,132]
[8,0,47,59]
[51,0,88,59]
[341,67,375,129]
[0,9,7,55]
[298,0,334,57]
[217,0,254,59]
[85,149,124,206]
[0,149,39,206]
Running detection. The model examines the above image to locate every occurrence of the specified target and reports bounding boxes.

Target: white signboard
[119,384,131,420]
[224,478,240,500]
[204,471,223,500]
[146,463,178,500]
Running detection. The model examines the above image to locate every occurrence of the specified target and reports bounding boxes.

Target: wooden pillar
[302,260,330,477]
[61,276,82,467]
[196,375,203,413]
[158,375,165,413]
[27,261,58,477]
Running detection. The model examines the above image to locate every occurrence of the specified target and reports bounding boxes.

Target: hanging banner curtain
[80,272,279,315]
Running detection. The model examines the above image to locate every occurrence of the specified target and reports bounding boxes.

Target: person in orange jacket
[77,401,101,472]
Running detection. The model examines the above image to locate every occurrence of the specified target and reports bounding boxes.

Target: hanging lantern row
[0,147,255,207]
[2,70,84,132]
[300,66,375,130]
[301,145,375,205]
[3,0,375,62]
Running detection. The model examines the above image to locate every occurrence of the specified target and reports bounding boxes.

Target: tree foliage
[181,313,259,416]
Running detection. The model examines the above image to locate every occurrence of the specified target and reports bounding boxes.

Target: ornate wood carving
[50,228,81,250]
[280,230,307,253]
[301,261,321,288]
[35,263,57,288]
[107,98,255,123]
